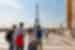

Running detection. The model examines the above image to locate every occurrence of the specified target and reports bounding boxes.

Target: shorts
[36,37,42,44]
[28,40,38,50]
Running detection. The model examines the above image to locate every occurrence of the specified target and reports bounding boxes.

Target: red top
[16,33,24,46]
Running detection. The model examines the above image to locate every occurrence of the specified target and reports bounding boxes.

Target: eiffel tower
[34,3,40,28]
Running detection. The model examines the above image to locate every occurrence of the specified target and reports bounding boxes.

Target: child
[27,28,38,50]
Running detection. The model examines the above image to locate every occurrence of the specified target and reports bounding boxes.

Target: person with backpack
[6,24,16,50]
[34,25,43,50]
[27,28,38,50]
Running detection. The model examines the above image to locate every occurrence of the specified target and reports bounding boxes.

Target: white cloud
[0,0,24,27]
[0,0,20,8]
[0,0,23,17]
[0,16,16,28]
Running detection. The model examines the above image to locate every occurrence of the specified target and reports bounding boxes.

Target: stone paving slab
[0,32,75,50]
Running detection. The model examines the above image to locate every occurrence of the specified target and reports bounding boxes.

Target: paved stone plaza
[0,32,75,50]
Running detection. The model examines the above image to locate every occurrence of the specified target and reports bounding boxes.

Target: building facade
[67,0,75,36]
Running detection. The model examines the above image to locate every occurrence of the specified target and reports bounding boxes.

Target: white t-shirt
[24,33,35,50]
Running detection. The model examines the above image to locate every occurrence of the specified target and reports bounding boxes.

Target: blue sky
[0,0,65,27]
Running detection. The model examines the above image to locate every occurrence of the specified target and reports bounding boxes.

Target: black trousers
[9,43,13,50]
[16,45,24,50]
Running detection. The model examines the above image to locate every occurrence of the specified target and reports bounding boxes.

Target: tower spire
[34,3,40,27]
[36,3,39,18]
[34,2,40,26]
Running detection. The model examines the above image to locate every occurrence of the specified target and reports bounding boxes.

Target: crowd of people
[5,22,48,50]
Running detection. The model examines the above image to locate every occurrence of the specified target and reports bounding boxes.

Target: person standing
[27,28,38,50]
[6,24,16,50]
[34,25,43,50]
[15,22,25,50]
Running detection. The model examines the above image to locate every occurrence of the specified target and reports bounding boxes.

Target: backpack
[6,30,14,42]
